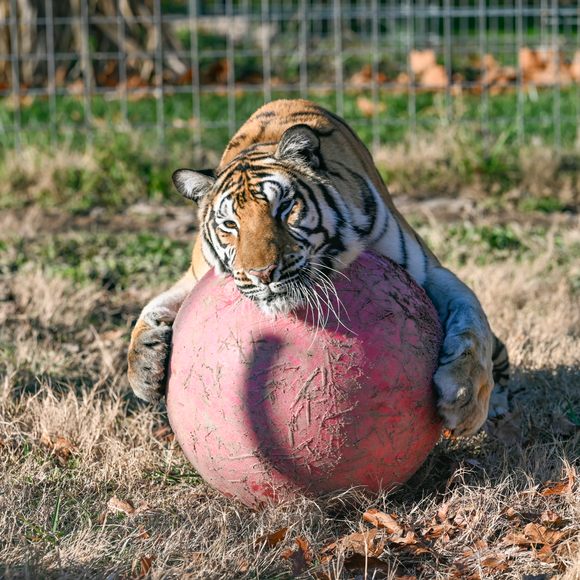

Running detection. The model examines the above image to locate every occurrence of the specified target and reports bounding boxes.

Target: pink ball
[167,252,443,508]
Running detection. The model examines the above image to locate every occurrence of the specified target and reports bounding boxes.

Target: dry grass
[1,202,579,579]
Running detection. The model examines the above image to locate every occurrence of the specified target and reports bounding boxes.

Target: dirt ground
[0,198,579,579]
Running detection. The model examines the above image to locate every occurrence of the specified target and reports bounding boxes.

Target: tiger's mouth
[235,258,343,319]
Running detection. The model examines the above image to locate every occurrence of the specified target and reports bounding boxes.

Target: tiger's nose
[247,263,277,284]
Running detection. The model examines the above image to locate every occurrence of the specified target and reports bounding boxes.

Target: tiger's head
[172,125,364,316]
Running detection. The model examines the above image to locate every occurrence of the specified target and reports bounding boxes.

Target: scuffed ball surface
[167,252,443,508]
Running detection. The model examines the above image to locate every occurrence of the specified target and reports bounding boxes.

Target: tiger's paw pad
[127,323,172,403]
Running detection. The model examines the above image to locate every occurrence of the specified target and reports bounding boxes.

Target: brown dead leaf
[502,531,530,547]
[541,510,566,528]
[356,96,386,118]
[256,526,288,548]
[389,531,432,554]
[422,523,450,542]
[540,473,574,496]
[132,555,154,578]
[53,436,75,456]
[363,509,403,535]
[503,506,519,521]
[107,496,135,516]
[339,528,384,557]
[420,65,448,89]
[343,553,391,575]
[480,555,509,572]
[437,502,450,522]
[281,536,312,576]
[40,433,77,466]
[449,563,481,580]
[535,544,554,563]
[349,64,388,86]
[474,539,488,550]
[503,522,571,549]
[410,49,437,76]
[523,522,565,546]
[152,424,174,443]
[137,525,150,540]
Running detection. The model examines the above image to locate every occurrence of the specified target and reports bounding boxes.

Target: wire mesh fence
[1,1,579,154]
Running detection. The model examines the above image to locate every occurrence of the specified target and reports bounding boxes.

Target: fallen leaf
[409,49,437,76]
[541,510,566,528]
[363,509,403,535]
[449,563,481,580]
[420,64,448,89]
[343,553,391,574]
[340,529,384,557]
[107,496,136,516]
[422,523,450,541]
[137,525,150,540]
[389,531,432,554]
[40,433,77,466]
[480,555,509,571]
[503,506,519,521]
[502,531,530,547]
[281,536,312,576]
[442,428,456,440]
[437,502,450,522]
[256,526,288,548]
[535,544,554,563]
[474,539,488,550]
[523,522,564,546]
[349,64,388,86]
[356,96,386,118]
[133,555,154,578]
[152,424,175,443]
[540,474,574,496]
[502,522,572,549]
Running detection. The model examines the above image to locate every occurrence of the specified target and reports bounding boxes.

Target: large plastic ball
[167,252,443,508]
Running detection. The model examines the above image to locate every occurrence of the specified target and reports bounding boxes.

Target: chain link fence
[1,1,579,153]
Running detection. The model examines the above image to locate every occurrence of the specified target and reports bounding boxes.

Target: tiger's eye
[223,220,237,230]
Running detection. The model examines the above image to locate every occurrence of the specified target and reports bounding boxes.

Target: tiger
[127,99,510,436]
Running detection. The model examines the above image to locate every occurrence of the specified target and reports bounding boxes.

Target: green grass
[0,233,192,290]
[1,86,578,221]
[2,86,578,152]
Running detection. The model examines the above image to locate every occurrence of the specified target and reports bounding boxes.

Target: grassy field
[0,99,579,578]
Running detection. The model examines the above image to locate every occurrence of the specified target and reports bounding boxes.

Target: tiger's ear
[172,168,215,202]
[275,124,320,168]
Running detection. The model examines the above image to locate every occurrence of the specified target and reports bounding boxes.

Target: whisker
[309,259,350,281]
[308,265,350,322]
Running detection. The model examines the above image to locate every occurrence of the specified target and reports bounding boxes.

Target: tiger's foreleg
[371,224,494,436]
[422,266,495,436]
[127,270,197,402]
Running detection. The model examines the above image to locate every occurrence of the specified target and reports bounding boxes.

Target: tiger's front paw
[127,311,173,403]
[434,332,493,437]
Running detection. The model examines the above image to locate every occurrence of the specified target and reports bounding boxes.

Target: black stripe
[397,222,407,268]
